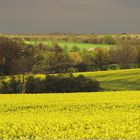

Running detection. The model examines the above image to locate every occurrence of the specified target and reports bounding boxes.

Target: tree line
[0,74,101,93]
[0,36,140,93]
[0,37,140,76]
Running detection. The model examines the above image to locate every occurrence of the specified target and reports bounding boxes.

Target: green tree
[103,35,116,45]
[45,45,72,73]
[12,44,43,93]
[70,45,80,52]
[0,37,22,75]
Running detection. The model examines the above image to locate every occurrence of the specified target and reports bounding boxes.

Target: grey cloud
[112,0,140,8]
[0,0,140,34]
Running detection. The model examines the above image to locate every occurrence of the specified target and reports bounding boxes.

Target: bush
[26,76,46,93]
[0,74,101,93]
[103,36,116,45]
[25,74,101,93]
[107,64,120,70]
[0,76,21,93]
[67,67,77,73]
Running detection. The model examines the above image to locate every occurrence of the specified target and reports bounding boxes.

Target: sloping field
[78,69,140,91]
[0,91,140,139]
[36,68,140,91]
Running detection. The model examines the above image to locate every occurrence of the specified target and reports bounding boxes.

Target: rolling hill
[76,69,140,91]
[36,68,140,91]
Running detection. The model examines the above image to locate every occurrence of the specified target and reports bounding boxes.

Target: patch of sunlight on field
[35,68,140,91]
[24,40,114,51]
[3,69,140,91]
[0,91,140,139]
[79,69,140,91]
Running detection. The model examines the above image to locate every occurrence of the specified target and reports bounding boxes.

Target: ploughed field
[0,91,140,139]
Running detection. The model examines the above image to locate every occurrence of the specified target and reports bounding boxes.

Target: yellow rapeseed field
[0,91,140,139]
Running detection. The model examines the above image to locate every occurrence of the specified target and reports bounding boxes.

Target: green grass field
[25,40,114,51]
[36,68,140,91]
[77,68,140,91]
[0,91,140,139]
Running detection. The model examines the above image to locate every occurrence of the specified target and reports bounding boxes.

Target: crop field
[78,68,140,91]
[1,34,140,139]
[0,91,140,139]
[36,68,140,91]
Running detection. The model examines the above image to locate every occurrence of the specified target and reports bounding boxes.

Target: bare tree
[94,48,110,70]
[110,44,137,68]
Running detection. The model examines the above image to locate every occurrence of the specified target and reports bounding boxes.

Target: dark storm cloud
[0,0,140,34]
[112,0,140,8]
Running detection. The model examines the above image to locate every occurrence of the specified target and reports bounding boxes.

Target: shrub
[26,76,46,93]
[0,74,101,93]
[107,64,120,70]
[25,74,101,93]
[103,36,116,45]
[0,76,21,93]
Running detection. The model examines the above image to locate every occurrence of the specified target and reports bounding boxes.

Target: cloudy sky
[0,0,140,34]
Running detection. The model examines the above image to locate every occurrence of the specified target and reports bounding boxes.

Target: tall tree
[12,45,43,93]
[0,37,22,75]
[94,48,110,70]
[110,44,137,68]
[45,45,72,73]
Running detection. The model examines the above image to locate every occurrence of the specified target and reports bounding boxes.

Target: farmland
[25,40,114,51]
[78,68,140,91]
[35,68,140,91]
[1,34,140,139]
[0,91,140,139]
[1,0,140,138]
[1,34,140,75]
[5,34,140,51]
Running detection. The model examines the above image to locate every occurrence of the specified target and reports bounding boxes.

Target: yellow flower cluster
[0,91,140,139]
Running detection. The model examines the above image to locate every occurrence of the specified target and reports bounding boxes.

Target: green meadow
[35,68,140,91]
[78,68,140,91]
[25,40,114,51]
